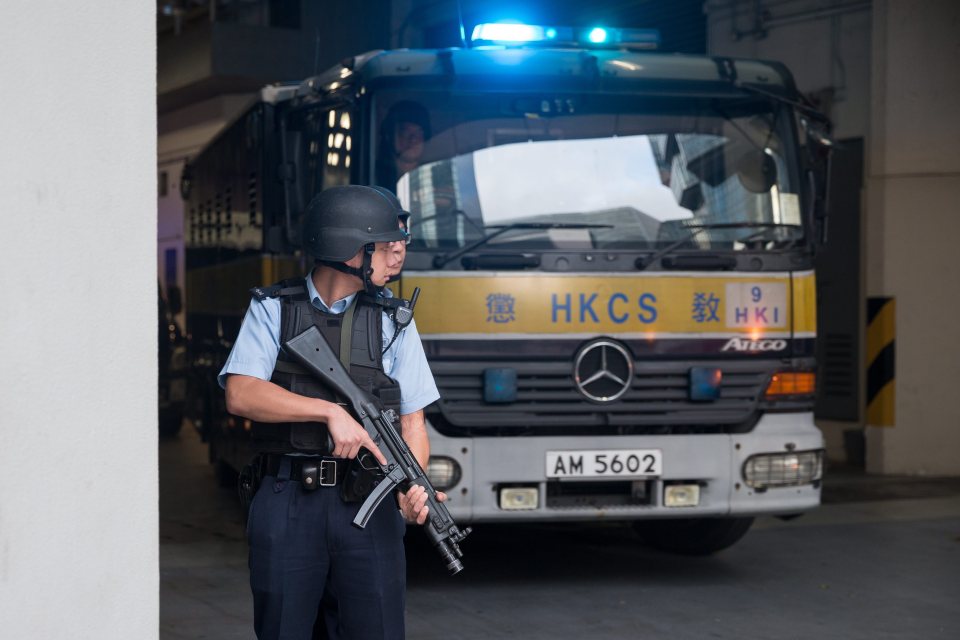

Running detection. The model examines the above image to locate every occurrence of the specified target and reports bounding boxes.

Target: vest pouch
[376,385,402,413]
[256,282,404,457]
[289,421,330,451]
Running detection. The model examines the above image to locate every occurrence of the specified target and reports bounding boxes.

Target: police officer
[218,185,441,640]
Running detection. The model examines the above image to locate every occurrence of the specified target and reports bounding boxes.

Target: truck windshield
[373,92,803,253]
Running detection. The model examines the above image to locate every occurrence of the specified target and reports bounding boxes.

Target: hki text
[552,293,658,324]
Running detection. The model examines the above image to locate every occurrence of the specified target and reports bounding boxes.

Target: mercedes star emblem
[573,340,634,402]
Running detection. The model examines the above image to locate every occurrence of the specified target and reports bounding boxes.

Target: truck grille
[429,359,775,436]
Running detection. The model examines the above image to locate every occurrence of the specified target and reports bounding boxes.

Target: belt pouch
[301,461,319,491]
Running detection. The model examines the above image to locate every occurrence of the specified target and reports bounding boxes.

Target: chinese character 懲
[486,293,516,324]
[692,292,720,323]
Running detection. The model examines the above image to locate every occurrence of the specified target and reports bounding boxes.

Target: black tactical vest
[248,278,402,454]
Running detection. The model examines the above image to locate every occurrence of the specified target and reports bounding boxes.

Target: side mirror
[803,117,835,149]
[798,117,834,247]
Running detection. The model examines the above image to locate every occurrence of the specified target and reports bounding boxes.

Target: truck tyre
[634,517,754,556]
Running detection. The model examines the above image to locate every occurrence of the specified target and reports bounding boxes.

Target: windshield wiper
[432,222,612,268]
[636,222,801,271]
[417,209,485,234]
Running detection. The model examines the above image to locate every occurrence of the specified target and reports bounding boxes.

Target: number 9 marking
[751,286,762,303]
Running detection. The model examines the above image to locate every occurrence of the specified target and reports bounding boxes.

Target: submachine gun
[283,301,471,575]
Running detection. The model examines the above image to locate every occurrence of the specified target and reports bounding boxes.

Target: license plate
[546,449,662,479]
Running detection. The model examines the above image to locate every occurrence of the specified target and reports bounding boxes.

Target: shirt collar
[305,271,357,315]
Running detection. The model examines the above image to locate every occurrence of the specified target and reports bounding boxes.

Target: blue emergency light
[689,367,722,402]
[587,27,609,44]
[469,22,660,49]
[484,368,518,404]
[470,23,555,44]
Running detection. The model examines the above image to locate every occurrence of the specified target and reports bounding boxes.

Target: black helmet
[371,185,411,229]
[301,185,407,261]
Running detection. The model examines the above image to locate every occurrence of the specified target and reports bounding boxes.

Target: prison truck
[182,23,831,554]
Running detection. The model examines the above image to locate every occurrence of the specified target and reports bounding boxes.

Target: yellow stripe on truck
[399,270,816,337]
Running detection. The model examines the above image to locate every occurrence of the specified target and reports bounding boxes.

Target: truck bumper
[426,412,824,523]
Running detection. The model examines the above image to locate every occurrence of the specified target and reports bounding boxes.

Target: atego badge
[721,337,788,352]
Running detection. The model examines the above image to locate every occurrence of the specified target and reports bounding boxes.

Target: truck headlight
[425,456,462,491]
[743,450,824,489]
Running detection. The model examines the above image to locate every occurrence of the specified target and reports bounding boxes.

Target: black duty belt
[260,453,346,488]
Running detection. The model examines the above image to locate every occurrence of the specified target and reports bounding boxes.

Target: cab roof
[262,48,798,104]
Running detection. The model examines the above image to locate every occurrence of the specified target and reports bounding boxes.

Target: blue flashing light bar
[469,22,660,49]
[471,23,551,44]
[588,27,608,44]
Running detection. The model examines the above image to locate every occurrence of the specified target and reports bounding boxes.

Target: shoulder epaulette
[250,279,307,301]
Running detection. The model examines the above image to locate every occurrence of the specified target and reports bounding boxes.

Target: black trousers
[248,458,406,640]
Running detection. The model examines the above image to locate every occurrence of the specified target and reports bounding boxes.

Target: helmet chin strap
[359,247,382,296]
[320,244,382,296]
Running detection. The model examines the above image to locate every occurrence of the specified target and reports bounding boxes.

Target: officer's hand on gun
[398,485,448,524]
[327,404,388,464]
[327,403,445,524]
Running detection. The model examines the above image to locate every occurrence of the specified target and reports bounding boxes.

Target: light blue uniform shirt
[218,273,440,415]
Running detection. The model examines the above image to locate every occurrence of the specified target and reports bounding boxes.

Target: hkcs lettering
[551,293,657,324]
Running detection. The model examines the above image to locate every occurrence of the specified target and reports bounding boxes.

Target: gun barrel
[436,539,464,575]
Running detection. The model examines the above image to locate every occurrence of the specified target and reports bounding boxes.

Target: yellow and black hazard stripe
[866,297,895,426]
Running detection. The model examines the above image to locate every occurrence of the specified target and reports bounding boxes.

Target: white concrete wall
[865,0,960,475]
[0,2,158,637]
